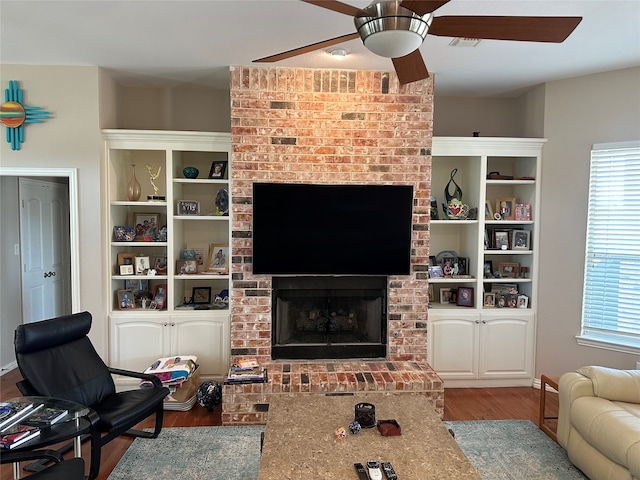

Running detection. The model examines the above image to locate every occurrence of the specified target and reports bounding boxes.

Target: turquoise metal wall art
[1,80,52,150]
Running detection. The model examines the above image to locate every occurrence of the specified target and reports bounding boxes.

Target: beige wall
[536,66,640,376]
[0,65,105,360]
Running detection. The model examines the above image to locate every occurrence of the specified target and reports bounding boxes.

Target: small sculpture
[145,164,165,201]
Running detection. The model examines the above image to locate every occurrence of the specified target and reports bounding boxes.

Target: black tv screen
[252,183,413,275]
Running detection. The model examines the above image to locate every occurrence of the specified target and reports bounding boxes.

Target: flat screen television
[252,183,413,275]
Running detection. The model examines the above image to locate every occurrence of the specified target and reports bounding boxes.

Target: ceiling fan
[254,0,582,85]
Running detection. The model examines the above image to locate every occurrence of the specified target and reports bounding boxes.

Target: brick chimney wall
[229,66,433,365]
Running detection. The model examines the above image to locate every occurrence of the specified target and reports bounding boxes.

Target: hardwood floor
[0,368,558,479]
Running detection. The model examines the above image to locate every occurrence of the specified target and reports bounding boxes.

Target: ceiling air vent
[449,38,482,47]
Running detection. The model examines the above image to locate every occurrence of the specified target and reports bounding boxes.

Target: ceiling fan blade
[254,33,360,63]
[301,0,369,17]
[392,49,430,85]
[400,1,451,16]
[429,16,582,43]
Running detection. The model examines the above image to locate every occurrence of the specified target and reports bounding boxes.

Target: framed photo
[499,262,520,278]
[484,201,494,220]
[208,161,228,179]
[192,287,212,304]
[119,264,134,275]
[117,289,135,310]
[124,278,149,296]
[429,255,437,267]
[428,283,435,303]
[207,244,229,273]
[177,200,200,216]
[440,256,457,276]
[483,292,496,307]
[512,230,531,250]
[494,230,510,250]
[135,256,150,274]
[483,261,493,278]
[515,203,531,221]
[152,255,167,274]
[117,252,136,266]
[495,197,516,220]
[152,284,167,310]
[133,212,160,240]
[517,294,529,309]
[176,259,198,274]
[428,265,444,278]
[113,225,135,242]
[439,288,456,304]
[456,287,474,307]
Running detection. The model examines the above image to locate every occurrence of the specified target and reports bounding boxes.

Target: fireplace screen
[272,276,387,359]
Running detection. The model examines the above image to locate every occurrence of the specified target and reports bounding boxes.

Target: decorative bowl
[183,167,199,179]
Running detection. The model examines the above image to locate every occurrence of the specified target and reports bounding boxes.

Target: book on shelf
[225,366,268,384]
[22,407,69,427]
[0,402,44,432]
[0,424,40,449]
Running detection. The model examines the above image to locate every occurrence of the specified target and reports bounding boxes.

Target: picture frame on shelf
[517,294,529,309]
[135,256,150,275]
[515,203,531,221]
[498,262,520,278]
[152,284,167,310]
[495,197,516,220]
[119,264,134,275]
[177,200,200,216]
[152,255,167,274]
[428,265,444,278]
[176,259,198,275]
[133,212,160,241]
[484,201,494,220]
[494,230,510,250]
[192,287,212,304]
[206,244,229,273]
[483,292,496,307]
[117,289,135,310]
[439,288,456,304]
[483,261,493,278]
[456,287,474,307]
[117,252,136,266]
[512,230,531,250]
[208,161,228,179]
[429,255,437,267]
[113,226,135,242]
[124,279,149,296]
[428,283,435,303]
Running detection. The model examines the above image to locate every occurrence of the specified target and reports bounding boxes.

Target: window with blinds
[579,141,640,353]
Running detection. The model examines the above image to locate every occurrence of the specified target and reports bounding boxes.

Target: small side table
[539,375,559,443]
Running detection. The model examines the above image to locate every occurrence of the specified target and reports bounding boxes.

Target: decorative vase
[127,164,141,201]
[444,168,463,204]
[183,166,199,179]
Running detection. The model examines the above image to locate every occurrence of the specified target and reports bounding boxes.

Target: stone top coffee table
[258,393,480,480]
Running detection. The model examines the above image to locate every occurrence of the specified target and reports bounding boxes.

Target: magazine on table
[22,407,69,427]
[0,423,40,449]
[0,402,44,432]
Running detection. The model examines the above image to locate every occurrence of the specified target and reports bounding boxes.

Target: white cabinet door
[478,312,534,379]
[428,311,479,379]
[109,314,171,387]
[171,313,230,377]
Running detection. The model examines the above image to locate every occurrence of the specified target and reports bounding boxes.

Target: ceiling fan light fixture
[355,2,431,58]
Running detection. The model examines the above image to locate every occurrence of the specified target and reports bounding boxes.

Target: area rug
[444,420,587,480]
[107,426,264,480]
[108,421,586,480]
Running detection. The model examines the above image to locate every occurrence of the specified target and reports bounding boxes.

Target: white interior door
[19,178,71,323]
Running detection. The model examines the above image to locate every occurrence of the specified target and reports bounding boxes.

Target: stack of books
[224,358,267,384]
[0,401,68,450]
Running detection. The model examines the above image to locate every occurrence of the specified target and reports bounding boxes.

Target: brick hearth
[222,361,443,425]
[224,66,438,425]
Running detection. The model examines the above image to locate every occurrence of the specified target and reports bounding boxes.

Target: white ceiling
[1,0,639,97]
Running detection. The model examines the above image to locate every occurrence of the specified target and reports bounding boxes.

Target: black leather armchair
[1,451,85,480]
[14,311,170,479]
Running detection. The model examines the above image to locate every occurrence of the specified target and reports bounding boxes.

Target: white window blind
[580,141,640,352]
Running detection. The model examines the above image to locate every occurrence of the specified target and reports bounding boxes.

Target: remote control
[381,462,398,480]
[367,460,383,480]
[354,463,369,480]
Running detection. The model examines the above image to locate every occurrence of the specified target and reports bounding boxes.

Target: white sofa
[558,366,640,480]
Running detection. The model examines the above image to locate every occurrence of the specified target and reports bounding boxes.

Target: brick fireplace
[223,66,441,424]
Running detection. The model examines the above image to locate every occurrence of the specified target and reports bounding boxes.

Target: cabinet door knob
[163,322,168,326]
[171,322,176,326]
[475,320,480,324]
[481,320,487,324]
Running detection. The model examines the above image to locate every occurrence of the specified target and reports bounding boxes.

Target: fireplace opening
[272,276,387,360]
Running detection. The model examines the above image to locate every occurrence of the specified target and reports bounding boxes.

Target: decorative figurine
[145,163,165,201]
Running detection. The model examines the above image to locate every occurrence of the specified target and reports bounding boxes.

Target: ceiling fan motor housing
[354,1,432,58]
